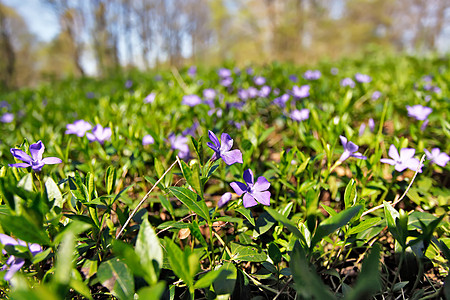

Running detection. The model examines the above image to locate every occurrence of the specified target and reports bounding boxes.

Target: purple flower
[338,136,367,162]
[371,91,381,100]
[246,67,253,75]
[254,76,266,86]
[424,148,449,167]
[303,70,321,80]
[218,68,231,78]
[207,130,243,165]
[290,109,310,122]
[331,68,339,75]
[289,74,298,82]
[273,94,290,108]
[1,113,14,123]
[65,120,92,137]
[291,85,310,99]
[355,73,371,83]
[182,122,199,137]
[238,89,249,101]
[125,80,133,89]
[218,192,232,208]
[230,169,271,208]
[380,145,422,173]
[340,78,355,88]
[168,133,190,159]
[368,118,375,132]
[142,134,155,145]
[0,100,10,109]
[188,66,197,77]
[182,94,202,107]
[406,105,432,121]
[359,123,366,136]
[421,119,429,131]
[86,124,112,144]
[247,87,258,99]
[144,92,156,103]
[220,77,233,87]
[86,92,95,99]
[0,234,42,281]
[203,88,216,100]
[9,140,62,172]
[259,86,271,98]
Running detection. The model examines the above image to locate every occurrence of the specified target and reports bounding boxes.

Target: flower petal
[388,145,400,160]
[399,148,415,160]
[31,161,45,172]
[394,163,408,172]
[346,141,359,153]
[406,158,422,173]
[28,243,43,256]
[0,234,18,246]
[86,132,95,142]
[4,258,24,281]
[351,152,367,160]
[253,176,270,192]
[29,141,45,161]
[435,153,450,167]
[243,193,258,208]
[252,191,271,206]
[243,169,254,186]
[8,163,31,168]
[10,149,32,164]
[221,150,243,165]
[207,142,219,152]
[339,151,351,162]
[42,157,62,165]
[218,192,232,208]
[230,182,247,196]
[208,130,220,148]
[220,133,233,152]
[339,136,347,148]
[380,158,396,166]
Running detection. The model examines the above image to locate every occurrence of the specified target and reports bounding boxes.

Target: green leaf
[53,231,75,286]
[105,166,117,195]
[189,220,208,249]
[179,159,203,198]
[0,215,51,245]
[159,195,175,217]
[112,240,148,280]
[345,244,381,300]
[97,258,135,300]
[69,172,88,203]
[45,177,64,208]
[169,186,209,222]
[135,218,162,285]
[344,179,357,210]
[235,207,255,226]
[154,157,165,178]
[383,202,407,248]
[213,262,237,295]
[229,243,267,262]
[137,282,166,300]
[194,269,223,289]
[310,205,362,248]
[253,212,276,238]
[190,136,204,166]
[163,237,193,287]
[348,217,382,235]
[320,204,337,217]
[268,242,282,264]
[113,184,134,204]
[265,207,307,247]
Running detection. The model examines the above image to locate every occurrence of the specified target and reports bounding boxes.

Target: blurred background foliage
[0,0,449,89]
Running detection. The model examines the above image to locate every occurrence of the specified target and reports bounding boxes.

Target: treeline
[0,0,449,89]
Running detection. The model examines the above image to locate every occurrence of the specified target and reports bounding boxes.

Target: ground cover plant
[0,54,449,299]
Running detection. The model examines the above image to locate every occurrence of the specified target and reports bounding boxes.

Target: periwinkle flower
[168,133,190,159]
[331,68,339,75]
[0,234,42,281]
[303,70,321,80]
[254,76,266,86]
[406,105,432,121]
[355,73,371,83]
[142,134,155,145]
[338,136,367,162]
[238,89,249,101]
[340,78,355,88]
[291,85,310,99]
[1,113,14,123]
[218,68,231,78]
[246,67,253,75]
[359,123,366,136]
[207,130,243,165]
[380,145,422,173]
[220,77,233,87]
[368,118,375,132]
[421,119,429,131]
[65,120,92,137]
[218,192,232,208]
[259,86,271,98]
[9,140,62,172]
[203,88,216,100]
[182,94,202,107]
[290,109,310,122]
[371,91,381,100]
[0,100,10,109]
[86,92,95,99]
[182,122,199,137]
[273,94,290,108]
[125,80,133,89]
[424,148,449,167]
[289,74,298,82]
[230,169,271,208]
[247,87,258,99]
[188,66,197,77]
[144,92,156,103]
[86,124,112,144]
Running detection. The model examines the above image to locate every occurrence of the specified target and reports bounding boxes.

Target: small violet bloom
[9,140,62,172]
[254,76,266,86]
[406,105,432,121]
[168,133,190,159]
[291,85,310,99]
[125,80,133,89]
[330,68,339,75]
[273,94,290,108]
[220,77,233,87]
[144,92,156,103]
[259,86,271,98]
[86,124,112,144]
[338,136,367,162]
[303,70,321,80]
[142,134,155,145]
[230,169,271,208]
[340,78,355,88]
[203,88,216,100]
[218,192,232,208]
[289,74,298,82]
[380,144,422,173]
[424,148,449,167]
[1,113,14,123]
[290,109,310,122]
[65,120,92,137]
[207,130,243,165]
[371,91,381,100]
[0,234,42,281]
[247,87,258,99]
[182,94,202,107]
[188,66,197,77]
[355,73,371,83]
[218,68,231,78]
